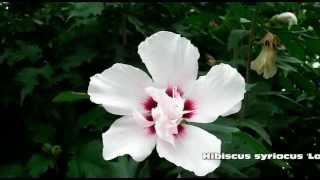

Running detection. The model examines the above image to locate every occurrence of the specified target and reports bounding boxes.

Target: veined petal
[138,31,199,90]
[88,63,153,116]
[185,64,246,123]
[156,125,221,176]
[102,116,156,162]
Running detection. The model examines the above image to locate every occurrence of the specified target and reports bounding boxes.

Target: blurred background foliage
[0,2,319,178]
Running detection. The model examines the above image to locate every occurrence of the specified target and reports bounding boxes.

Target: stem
[120,4,127,46]
[121,15,127,46]
[240,5,257,120]
[232,47,237,67]
[246,9,257,83]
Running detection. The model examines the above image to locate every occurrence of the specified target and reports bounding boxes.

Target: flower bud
[51,145,62,156]
[271,12,298,29]
[206,53,217,66]
[250,32,278,79]
[42,143,52,153]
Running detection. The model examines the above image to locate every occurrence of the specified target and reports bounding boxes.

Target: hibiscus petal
[102,116,156,162]
[88,63,153,115]
[154,115,175,146]
[185,63,246,123]
[221,101,242,117]
[138,31,199,90]
[156,124,221,176]
[132,109,154,128]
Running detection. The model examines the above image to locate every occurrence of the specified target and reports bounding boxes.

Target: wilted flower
[88,31,246,176]
[271,12,298,29]
[251,32,278,79]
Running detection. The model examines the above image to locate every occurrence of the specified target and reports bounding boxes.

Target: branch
[240,6,257,120]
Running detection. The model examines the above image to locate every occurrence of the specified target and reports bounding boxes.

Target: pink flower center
[143,97,157,111]
[173,124,185,137]
[147,125,156,134]
[165,86,183,97]
[183,99,195,118]
[142,86,195,138]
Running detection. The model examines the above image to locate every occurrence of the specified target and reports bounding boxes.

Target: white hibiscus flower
[87,31,246,176]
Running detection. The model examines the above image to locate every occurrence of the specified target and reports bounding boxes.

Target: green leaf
[254,91,303,108]
[290,72,317,95]
[67,159,81,178]
[67,141,138,178]
[27,154,55,177]
[16,65,54,104]
[239,120,272,145]
[0,164,27,177]
[69,16,98,29]
[277,61,298,77]
[26,121,56,144]
[67,140,108,177]
[155,160,179,177]
[216,161,248,178]
[16,68,39,101]
[240,17,251,24]
[245,83,257,92]
[0,41,42,66]
[189,121,240,144]
[69,2,104,19]
[62,47,96,71]
[137,160,151,178]
[127,16,146,36]
[192,123,240,134]
[227,29,249,51]
[224,131,290,170]
[109,156,139,178]
[277,56,303,65]
[223,131,267,170]
[21,44,42,63]
[277,32,305,59]
[217,132,233,144]
[52,91,89,103]
[183,12,215,30]
[78,106,111,131]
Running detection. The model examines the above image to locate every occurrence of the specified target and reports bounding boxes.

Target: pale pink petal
[138,31,199,90]
[102,116,156,162]
[156,125,221,176]
[184,64,246,123]
[132,109,154,128]
[88,63,153,116]
[154,114,176,146]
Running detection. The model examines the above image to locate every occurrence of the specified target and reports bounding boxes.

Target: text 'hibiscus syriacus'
[87,31,246,176]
